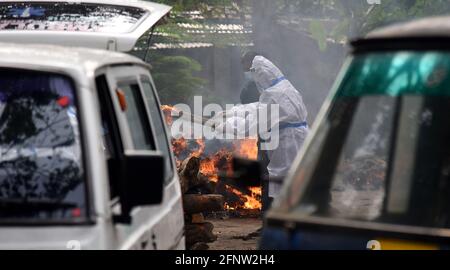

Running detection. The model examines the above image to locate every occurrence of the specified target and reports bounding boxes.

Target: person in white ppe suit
[215,56,309,201]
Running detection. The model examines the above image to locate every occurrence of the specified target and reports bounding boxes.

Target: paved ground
[208,218,262,250]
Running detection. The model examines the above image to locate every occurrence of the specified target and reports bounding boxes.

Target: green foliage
[148,0,251,45]
[140,0,252,105]
[361,0,450,35]
[330,17,350,43]
[150,55,206,105]
[153,0,234,12]
[309,20,328,51]
[274,0,450,51]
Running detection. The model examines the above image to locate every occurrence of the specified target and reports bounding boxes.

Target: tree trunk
[179,156,201,193]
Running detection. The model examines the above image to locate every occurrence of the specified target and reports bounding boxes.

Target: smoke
[153,0,450,122]
[248,0,450,123]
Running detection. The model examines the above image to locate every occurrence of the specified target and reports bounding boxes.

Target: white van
[0,0,171,52]
[0,1,185,250]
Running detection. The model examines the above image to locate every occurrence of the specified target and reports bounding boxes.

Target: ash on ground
[207,218,262,250]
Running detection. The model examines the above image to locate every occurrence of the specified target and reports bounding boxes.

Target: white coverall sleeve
[212,102,260,138]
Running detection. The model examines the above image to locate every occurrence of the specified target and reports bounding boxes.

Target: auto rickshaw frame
[264,17,450,249]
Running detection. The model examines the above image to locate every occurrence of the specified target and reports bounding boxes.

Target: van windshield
[0,2,147,33]
[285,52,450,229]
[0,69,87,223]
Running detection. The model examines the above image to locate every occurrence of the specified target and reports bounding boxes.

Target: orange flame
[234,139,258,160]
[197,141,262,210]
[161,105,177,125]
[172,137,187,156]
[161,105,262,211]
[199,148,233,182]
[225,186,262,210]
[191,139,205,158]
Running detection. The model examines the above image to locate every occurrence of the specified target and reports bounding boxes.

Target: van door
[101,65,183,250]
[137,75,185,250]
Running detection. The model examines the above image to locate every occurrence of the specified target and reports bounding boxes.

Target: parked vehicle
[0,0,170,52]
[0,1,185,250]
[261,16,450,250]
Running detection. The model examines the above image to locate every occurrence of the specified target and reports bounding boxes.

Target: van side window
[140,77,174,184]
[95,75,120,199]
[117,82,155,151]
[0,69,87,222]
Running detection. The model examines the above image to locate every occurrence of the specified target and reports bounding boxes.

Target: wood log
[189,242,210,250]
[178,156,201,194]
[181,156,200,178]
[191,213,205,224]
[218,178,255,197]
[191,172,211,189]
[189,173,215,194]
[185,222,217,247]
[183,194,224,214]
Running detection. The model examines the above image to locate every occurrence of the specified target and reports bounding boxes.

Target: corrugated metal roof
[150,8,252,50]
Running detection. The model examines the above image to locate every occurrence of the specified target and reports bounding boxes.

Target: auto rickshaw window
[386,96,450,228]
[0,68,87,222]
[292,51,450,229]
[327,96,394,221]
[292,95,393,221]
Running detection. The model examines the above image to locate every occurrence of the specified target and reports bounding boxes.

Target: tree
[267,0,450,50]
[139,0,252,105]
[151,55,206,105]
[361,0,450,35]
[144,1,450,104]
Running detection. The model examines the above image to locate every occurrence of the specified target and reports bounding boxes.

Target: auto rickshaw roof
[352,16,450,52]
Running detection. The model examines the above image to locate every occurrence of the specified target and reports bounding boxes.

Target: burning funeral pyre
[162,105,262,212]
[162,105,262,250]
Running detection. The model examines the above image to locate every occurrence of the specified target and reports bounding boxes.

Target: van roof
[0,42,146,76]
[0,0,163,7]
[0,0,171,52]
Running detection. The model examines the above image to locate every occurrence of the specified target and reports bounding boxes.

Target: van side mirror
[115,151,165,224]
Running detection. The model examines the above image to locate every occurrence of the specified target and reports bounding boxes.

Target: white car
[0,1,185,250]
